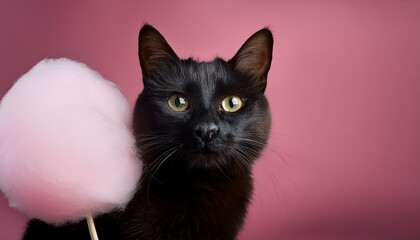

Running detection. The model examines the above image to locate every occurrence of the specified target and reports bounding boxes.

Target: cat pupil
[229,98,238,108]
[176,97,185,107]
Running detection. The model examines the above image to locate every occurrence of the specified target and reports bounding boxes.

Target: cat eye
[221,95,243,112]
[168,94,189,112]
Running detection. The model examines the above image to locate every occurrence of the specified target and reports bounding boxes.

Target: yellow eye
[168,94,189,112]
[221,95,243,112]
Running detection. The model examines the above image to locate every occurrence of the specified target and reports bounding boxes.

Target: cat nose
[194,122,219,143]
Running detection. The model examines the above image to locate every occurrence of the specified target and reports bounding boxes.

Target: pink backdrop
[1,1,420,239]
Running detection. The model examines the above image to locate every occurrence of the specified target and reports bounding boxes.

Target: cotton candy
[0,58,142,225]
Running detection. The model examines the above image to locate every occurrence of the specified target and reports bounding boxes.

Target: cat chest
[136,180,250,239]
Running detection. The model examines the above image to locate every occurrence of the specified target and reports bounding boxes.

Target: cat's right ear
[138,24,179,79]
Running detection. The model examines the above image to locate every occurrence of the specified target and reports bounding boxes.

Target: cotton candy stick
[87,214,99,240]
[0,58,142,238]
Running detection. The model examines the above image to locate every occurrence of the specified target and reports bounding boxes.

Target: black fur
[23,24,273,240]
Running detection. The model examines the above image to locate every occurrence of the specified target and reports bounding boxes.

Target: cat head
[134,24,273,170]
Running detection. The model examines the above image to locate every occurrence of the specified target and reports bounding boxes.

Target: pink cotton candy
[0,58,142,225]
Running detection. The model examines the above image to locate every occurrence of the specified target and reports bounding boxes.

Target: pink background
[1,1,420,239]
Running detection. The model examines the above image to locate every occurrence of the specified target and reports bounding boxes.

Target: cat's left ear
[230,28,273,91]
[138,24,180,79]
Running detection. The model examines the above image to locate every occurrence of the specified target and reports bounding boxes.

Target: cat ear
[138,24,179,78]
[230,28,273,88]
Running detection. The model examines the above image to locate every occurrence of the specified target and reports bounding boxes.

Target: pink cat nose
[194,122,219,143]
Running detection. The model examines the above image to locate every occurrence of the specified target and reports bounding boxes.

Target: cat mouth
[199,145,215,154]
[193,142,231,158]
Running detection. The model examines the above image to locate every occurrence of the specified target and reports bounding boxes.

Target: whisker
[214,161,233,183]
[232,142,291,207]
[237,137,290,166]
[145,145,183,204]
[253,161,284,204]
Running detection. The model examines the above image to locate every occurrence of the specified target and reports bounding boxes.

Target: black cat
[23,24,273,240]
